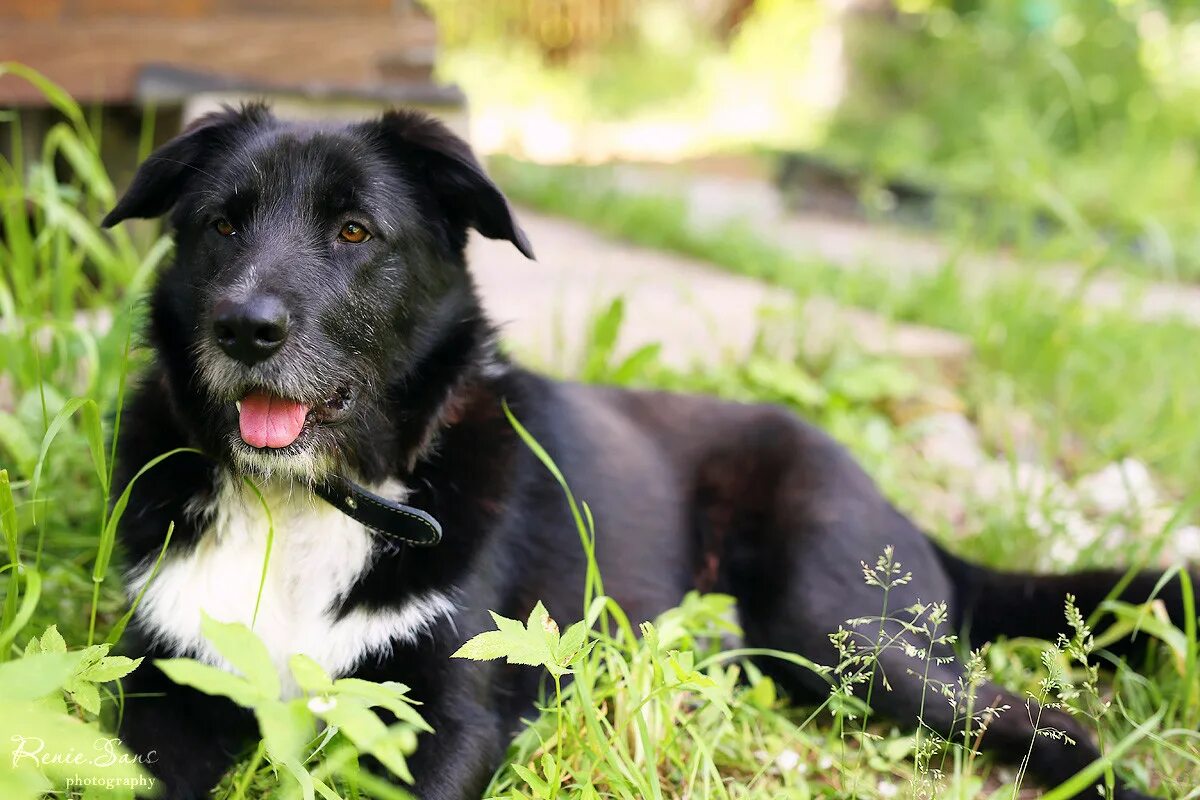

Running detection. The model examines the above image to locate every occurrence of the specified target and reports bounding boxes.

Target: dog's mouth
[235,386,352,450]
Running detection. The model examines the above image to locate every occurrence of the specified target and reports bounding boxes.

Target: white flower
[1048,537,1081,569]
[877,780,899,798]
[1172,525,1200,561]
[1076,459,1158,516]
[775,749,800,771]
[307,695,337,714]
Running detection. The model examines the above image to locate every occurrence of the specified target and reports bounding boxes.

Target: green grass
[811,1,1200,283]
[479,301,1200,799]
[1,69,1198,798]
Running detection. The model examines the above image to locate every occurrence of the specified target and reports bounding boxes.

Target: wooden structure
[0,0,459,106]
[0,0,464,176]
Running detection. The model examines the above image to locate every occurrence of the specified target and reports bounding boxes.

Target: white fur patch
[128,475,454,696]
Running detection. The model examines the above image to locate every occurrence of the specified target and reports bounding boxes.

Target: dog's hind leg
[694,407,1152,799]
[867,645,1152,800]
[727,525,1151,799]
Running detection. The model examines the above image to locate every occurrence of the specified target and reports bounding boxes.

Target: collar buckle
[314,476,442,547]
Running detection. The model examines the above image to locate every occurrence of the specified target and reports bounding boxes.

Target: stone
[1171,526,1200,561]
[1075,459,1159,517]
[909,412,986,472]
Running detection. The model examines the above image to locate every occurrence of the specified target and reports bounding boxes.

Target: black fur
[106,106,1193,800]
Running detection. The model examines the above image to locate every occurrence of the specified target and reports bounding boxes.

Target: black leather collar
[314,475,442,547]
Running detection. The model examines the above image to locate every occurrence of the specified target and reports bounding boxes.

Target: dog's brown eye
[214,218,235,236]
[338,222,370,244]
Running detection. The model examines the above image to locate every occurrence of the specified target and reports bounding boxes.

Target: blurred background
[4,4,1200,796]
[6,0,1200,279]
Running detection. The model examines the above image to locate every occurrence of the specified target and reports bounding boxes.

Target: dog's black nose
[211,295,290,365]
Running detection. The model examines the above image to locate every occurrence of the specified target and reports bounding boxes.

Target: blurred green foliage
[431,0,1200,280]
[827,0,1200,279]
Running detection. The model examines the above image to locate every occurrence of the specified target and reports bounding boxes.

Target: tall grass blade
[1038,706,1164,800]
[0,567,40,657]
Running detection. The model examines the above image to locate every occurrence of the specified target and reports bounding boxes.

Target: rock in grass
[910,411,986,471]
[1075,459,1159,516]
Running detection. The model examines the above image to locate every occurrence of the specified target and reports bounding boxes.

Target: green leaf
[511,763,550,798]
[555,621,588,665]
[452,631,517,662]
[0,63,88,133]
[29,397,94,521]
[0,563,41,657]
[37,624,66,654]
[319,702,414,784]
[312,777,342,800]
[0,764,50,799]
[331,678,431,733]
[199,613,281,699]
[77,644,109,666]
[826,360,918,404]
[452,609,554,669]
[278,756,316,800]
[80,654,142,683]
[528,601,557,647]
[255,699,315,765]
[0,469,18,566]
[155,658,267,708]
[98,447,203,581]
[0,651,83,701]
[610,342,662,383]
[491,610,527,637]
[105,521,175,647]
[539,753,557,788]
[289,654,333,693]
[745,357,828,407]
[69,680,101,715]
[240,476,276,628]
[1094,600,1189,664]
[80,396,108,491]
[0,411,37,477]
[0,700,147,794]
[1038,705,1165,800]
[581,296,625,381]
[585,595,608,629]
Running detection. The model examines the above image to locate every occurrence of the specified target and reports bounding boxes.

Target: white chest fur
[127,476,454,695]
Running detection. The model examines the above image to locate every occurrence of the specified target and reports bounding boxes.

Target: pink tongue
[238,392,310,449]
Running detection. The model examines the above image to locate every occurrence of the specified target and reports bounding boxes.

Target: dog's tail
[933,543,1196,656]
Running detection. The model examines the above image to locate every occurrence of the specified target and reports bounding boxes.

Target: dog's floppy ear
[372,109,534,260]
[101,104,272,228]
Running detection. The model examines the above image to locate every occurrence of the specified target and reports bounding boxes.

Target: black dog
[103,105,1192,800]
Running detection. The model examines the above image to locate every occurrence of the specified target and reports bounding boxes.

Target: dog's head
[104,104,531,480]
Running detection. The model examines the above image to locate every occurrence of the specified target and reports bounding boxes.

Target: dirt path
[610,166,1200,327]
[470,207,970,373]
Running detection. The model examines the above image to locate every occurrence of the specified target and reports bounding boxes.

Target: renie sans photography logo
[10,734,158,789]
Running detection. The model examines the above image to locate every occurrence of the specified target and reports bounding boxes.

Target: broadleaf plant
[156,614,428,800]
[24,624,142,716]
